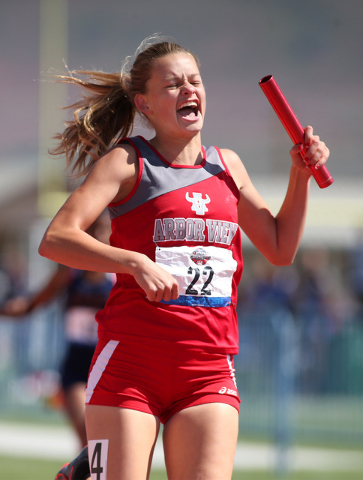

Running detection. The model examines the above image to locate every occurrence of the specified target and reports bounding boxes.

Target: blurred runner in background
[1,213,114,448]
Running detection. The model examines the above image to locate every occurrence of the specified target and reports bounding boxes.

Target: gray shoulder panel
[109,137,225,219]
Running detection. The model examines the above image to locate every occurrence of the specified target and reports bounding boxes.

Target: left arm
[223,126,329,266]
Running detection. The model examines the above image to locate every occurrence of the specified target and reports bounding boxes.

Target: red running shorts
[85,338,240,424]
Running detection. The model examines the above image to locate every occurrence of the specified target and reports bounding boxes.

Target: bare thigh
[85,405,160,480]
[163,403,239,480]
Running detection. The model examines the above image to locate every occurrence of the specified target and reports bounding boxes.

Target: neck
[149,133,203,166]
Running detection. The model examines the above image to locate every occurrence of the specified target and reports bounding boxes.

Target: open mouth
[177,101,200,119]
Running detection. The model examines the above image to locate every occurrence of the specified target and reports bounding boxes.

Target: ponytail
[50,70,136,177]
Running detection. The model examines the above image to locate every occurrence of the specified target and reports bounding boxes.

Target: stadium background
[0,0,362,477]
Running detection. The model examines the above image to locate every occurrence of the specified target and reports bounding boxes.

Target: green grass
[150,473,363,480]
[0,455,67,480]
[0,455,362,480]
[149,472,363,480]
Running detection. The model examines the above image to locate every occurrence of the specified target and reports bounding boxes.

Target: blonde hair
[50,36,199,177]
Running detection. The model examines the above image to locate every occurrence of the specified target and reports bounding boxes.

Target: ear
[134,94,150,115]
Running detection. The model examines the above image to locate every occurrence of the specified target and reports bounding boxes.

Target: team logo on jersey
[190,248,211,265]
[185,192,210,215]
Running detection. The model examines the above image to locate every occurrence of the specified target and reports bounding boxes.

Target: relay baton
[259,75,333,188]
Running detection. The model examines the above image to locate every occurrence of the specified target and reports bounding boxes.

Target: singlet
[64,270,114,346]
[96,136,243,354]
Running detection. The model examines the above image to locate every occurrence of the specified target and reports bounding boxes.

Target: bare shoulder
[84,143,139,203]
[220,148,249,191]
[220,148,242,167]
[94,143,138,177]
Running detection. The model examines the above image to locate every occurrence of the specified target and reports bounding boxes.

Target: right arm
[38,145,179,303]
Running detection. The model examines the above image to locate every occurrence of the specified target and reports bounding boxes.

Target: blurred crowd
[236,236,363,396]
[0,242,28,307]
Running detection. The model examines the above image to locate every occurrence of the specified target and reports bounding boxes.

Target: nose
[181,82,196,95]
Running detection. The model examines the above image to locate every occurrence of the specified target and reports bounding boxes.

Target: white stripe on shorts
[85,340,119,403]
[226,354,237,388]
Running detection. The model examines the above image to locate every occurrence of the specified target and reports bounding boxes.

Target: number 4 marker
[89,439,109,480]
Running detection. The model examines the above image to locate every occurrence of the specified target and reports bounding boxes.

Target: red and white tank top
[96,136,243,354]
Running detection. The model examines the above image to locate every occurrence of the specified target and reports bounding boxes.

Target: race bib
[155,245,237,307]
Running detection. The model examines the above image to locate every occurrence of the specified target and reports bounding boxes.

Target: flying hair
[49,34,199,177]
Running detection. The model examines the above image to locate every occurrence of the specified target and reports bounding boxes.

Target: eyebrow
[164,72,201,81]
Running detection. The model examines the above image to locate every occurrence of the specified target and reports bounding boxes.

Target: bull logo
[185,192,210,215]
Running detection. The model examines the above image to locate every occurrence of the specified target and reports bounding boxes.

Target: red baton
[259,75,333,188]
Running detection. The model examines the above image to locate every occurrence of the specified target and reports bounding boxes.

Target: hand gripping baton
[259,75,333,188]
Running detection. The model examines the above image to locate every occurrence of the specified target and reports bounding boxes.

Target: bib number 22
[186,266,214,296]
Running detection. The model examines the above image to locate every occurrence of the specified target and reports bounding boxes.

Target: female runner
[39,37,330,480]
